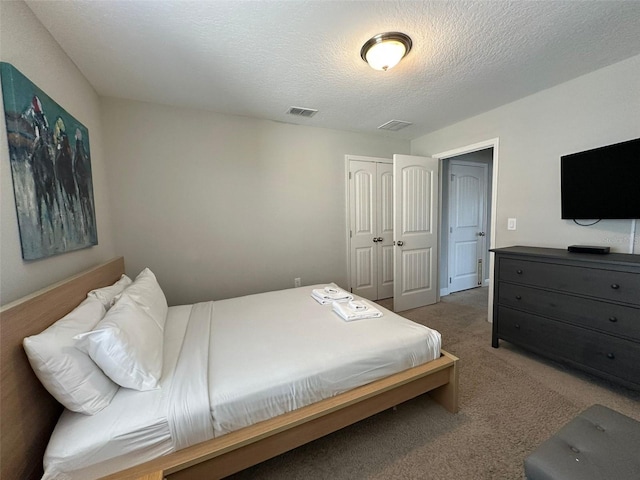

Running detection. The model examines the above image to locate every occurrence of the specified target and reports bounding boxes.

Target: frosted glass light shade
[365,41,406,71]
[361,32,412,71]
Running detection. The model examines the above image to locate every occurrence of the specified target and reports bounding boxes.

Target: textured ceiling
[25,0,640,140]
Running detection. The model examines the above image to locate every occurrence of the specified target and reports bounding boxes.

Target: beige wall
[0,1,116,305]
[101,97,409,305]
[412,54,640,255]
[4,0,637,308]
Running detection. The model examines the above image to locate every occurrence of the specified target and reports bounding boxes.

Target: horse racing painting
[1,63,97,260]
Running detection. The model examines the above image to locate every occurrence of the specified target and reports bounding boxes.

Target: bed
[0,257,459,480]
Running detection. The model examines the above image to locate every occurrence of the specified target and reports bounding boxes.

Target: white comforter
[43,286,441,479]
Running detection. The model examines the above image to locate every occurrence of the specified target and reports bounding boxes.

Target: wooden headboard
[0,257,125,480]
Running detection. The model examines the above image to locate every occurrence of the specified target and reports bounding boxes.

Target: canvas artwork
[1,62,97,260]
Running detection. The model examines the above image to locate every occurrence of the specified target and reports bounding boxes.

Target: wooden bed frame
[0,257,459,480]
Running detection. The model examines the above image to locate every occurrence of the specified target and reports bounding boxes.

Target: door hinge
[350,230,352,238]
[349,172,352,180]
[450,174,455,182]
[449,277,452,284]
[450,227,453,233]
[350,288,353,293]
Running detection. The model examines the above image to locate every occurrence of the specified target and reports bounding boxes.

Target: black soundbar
[567,245,610,254]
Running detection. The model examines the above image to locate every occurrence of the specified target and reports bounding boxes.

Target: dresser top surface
[491,246,640,267]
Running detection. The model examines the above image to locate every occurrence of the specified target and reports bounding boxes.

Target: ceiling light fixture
[360,32,412,71]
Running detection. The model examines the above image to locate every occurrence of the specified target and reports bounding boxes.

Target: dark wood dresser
[491,246,640,389]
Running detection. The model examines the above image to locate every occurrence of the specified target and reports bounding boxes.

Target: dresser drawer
[497,307,640,386]
[499,258,640,305]
[497,306,573,354]
[498,283,640,341]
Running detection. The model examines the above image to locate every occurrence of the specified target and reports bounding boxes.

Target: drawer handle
[609,316,618,323]
[516,269,523,275]
[515,295,522,300]
[607,353,615,360]
[610,284,620,290]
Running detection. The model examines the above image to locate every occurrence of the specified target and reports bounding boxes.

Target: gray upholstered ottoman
[524,404,640,480]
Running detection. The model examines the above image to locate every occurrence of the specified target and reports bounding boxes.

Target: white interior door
[376,163,394,299]
[448,162,487,293]
[393,154,439,312]
[349,160,377,300]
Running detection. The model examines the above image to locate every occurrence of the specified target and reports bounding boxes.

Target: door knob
[478,232,486,237]
[397,240,404,246]
[376,237,383,242]
[373,237,379,243]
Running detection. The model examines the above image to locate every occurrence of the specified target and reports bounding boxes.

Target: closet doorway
[345,154,440,312]
[346,156,394,301]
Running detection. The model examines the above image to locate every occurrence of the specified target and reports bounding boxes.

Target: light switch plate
[507,218,517,230]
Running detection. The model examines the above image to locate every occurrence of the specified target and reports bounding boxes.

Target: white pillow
[23,297,119,415]
[75,293,163,391]
[87,274,132,309]
[122,268,167,330]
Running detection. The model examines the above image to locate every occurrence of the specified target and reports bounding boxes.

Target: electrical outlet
[294,277,301,288]
[507,218,517,231]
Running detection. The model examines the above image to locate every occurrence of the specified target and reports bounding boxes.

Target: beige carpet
[228,288,640,479]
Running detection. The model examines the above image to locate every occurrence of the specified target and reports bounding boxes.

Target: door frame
[446,160,489,294]
[344,155,392,294]
[432,138,500,323]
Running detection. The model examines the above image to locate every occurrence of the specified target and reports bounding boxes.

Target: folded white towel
[332,299,383,322]
[348,300,369,311]
[311,284,353,305]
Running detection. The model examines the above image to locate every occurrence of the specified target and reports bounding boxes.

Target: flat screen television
[561,138,640,220]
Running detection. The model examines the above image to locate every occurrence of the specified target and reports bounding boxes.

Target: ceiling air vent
[286,106,318,118]
[378,119,413,131]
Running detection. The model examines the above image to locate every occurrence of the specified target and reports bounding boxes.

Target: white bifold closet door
[348,154,439,311]
[349,160,394,301]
